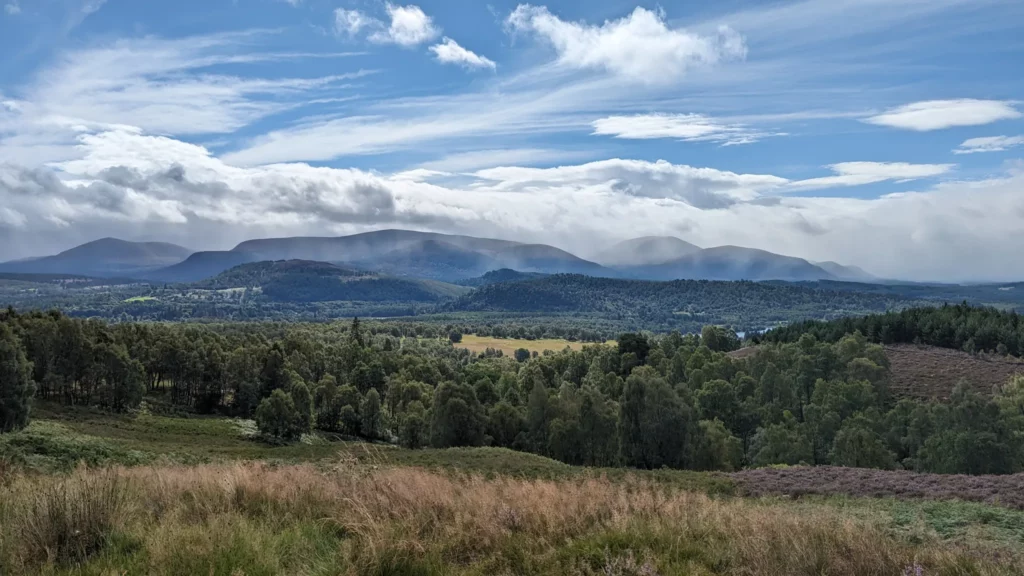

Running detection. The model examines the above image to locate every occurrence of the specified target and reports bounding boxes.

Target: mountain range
[0,230,871,284]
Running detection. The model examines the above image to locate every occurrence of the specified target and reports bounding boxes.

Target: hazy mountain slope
[0,238,191,277]
[195,260,470,303]
[594,236,702,267]
[142,251,259,283]
[232,229,521,262]
[620,245,835,281]
[813,261,877,282]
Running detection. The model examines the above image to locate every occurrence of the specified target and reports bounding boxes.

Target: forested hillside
[443,274,917,332]
[762,303,1024,356]
[3,307,1022,475]
[194,260,469,303]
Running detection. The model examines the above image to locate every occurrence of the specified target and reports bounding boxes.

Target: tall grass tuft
[15,469,132,566]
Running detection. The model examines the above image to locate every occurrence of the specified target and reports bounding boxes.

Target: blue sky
[1,0,1023,281]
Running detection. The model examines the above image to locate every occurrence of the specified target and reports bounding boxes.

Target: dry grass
[457,334,612,356]
[1,462,1021,575]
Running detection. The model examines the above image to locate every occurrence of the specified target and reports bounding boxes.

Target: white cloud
[429,37,496,70]
[591,113,777,145]
[334,8,374,36]
[370,3,439,47]
[954,135,1024,154]
[789,162,954,190]
[865,99,1021,131]
[506,5,746,83]
[4,1,20,15]
[474,158,788,208]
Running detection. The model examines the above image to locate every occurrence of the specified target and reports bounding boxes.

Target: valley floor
[2,407,1024,575]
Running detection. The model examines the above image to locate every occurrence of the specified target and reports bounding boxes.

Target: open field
[457,334,613,356]
[885,344,1024,399]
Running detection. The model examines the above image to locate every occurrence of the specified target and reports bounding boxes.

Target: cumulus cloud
[429,37,496,70]
[591,113,776,145]
[954,135,1024,154]
[370,3,439,47]
[788,162,954,190]
[864,99,1021,131]
[506,5,746,82]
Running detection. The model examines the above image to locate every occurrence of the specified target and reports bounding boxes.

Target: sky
[0,0,1023,282]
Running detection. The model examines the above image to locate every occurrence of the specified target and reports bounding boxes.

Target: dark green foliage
[361,389,383,440]
[694,419,743,472]
[830,413,896,469]
[397,401,428,449]
[619,367,695,469]
[617,332,650,364]
[255,389,303,439]
[0,324,35,432]
[700,325,741,353]
[3,306,1024,475]
[763,303,1024,357]
[430,382,486,448]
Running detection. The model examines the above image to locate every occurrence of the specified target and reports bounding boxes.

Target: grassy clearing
[122,296,157,303]
[2,463,1023,575]
[457,334,613,356]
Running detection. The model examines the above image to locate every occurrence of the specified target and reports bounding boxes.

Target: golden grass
[1,462,1020,575]
[457,334,613,356]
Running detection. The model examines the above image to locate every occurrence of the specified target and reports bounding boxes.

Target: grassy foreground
[1,407,1024,575]
[2,462,1022,576]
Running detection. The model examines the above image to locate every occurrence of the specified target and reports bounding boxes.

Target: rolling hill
[593,236,702,267]
[0,238,191,277]
[142,251,259,283]
[618,245,835,282]
[194,260,470,303]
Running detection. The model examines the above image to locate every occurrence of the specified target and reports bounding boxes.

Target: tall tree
[0,325,35,433]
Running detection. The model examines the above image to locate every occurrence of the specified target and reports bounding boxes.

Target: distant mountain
[0,238,191,277]
[232,230,611,283]
[618,245,835,282]
[195,260,469,303]
[457,269,549,287]
[594,236,702,267]
[233,229,520,262]
[812,261,877,282]
[142,251,259,283]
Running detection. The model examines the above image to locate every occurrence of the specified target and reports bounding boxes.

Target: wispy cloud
[865,99,1021,131]
[954,135,1024,154]
[0,33,368,164]
[335,3,439,47]
[788,162,954,190]
[591,113,778,145]
[4,1,20,15]
[429,37,496,70]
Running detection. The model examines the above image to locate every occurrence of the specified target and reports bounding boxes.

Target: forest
[3,305,1022,475]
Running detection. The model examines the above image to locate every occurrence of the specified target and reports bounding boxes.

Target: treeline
[762,303,1024,356]
[443,274,915,333]
[2,307,1023,474]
